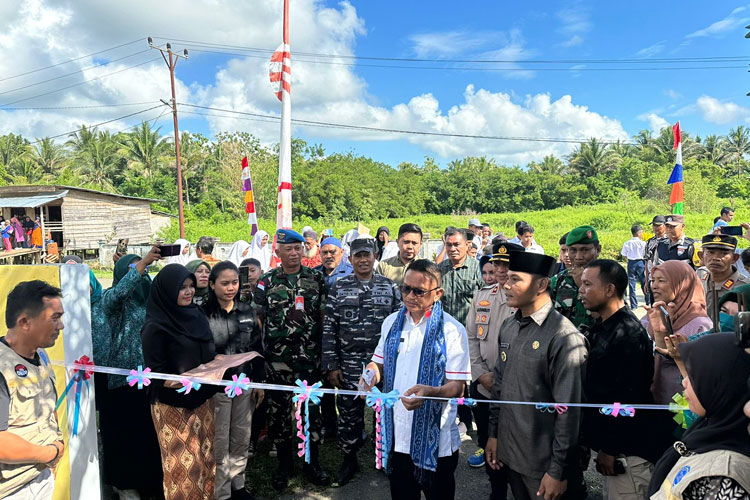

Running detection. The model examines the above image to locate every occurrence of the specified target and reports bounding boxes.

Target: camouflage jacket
[321,274,401,380]
[254,266,327,371]
[549,268,594,334]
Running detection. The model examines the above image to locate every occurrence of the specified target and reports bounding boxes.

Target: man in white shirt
[620,224,647,309]
[518,224,544,255]
[362,259,471,500]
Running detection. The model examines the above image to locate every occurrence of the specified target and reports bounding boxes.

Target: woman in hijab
[226,240,251,267]
[10,216,24,249]
[642,260,713,404]
[648,334,750,499]
[141,264,217,500]
[204,261,264,500]
[96,248,164,499]
[30,217,43,248]
[248,230,271,271]
[167,238,192,266]
[186,259,211,306]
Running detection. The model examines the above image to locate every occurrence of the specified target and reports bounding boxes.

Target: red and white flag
[269,0,292,268]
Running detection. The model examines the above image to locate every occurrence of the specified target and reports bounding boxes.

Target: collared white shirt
[372,310,471,457]
[621,237,646,260]
[508,236,544,255]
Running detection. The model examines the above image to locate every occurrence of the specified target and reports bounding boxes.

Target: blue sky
[1,1,749,167]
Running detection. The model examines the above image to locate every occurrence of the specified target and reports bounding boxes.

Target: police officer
[643,216,667,304]
[322,237,401,485]
[254,229,330,490]
[0,281,65,500]
[651,215,695,268]
[550,225,601,333]
[465,241,519,498]
[697,234,749,324]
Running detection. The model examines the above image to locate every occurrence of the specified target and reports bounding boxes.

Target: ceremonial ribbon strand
[365,388,400,469]
[292,380,323,463]
[55,356,94,436]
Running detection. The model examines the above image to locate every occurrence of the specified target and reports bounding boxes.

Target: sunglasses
[400,285,439,298]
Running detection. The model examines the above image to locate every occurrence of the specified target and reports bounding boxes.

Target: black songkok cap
[508,251,557,278]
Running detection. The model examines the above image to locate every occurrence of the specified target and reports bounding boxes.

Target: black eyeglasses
[400,285,439,297]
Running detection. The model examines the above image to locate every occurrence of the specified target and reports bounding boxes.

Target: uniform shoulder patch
[722,279,735,290]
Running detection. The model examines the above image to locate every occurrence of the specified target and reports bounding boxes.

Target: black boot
[272,441,294,491]
[303,443,331,486]
[335,451,359,486]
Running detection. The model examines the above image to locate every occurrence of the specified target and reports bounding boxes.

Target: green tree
[568,138,620,178]
[31,137,68,176]
[726,125,750,178]
[119,122,172,179]
[529,155,566,175]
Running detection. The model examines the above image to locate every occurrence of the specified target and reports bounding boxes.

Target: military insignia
[586,230,593,239]
[713,236,722,242]
[498,245,508,255]
[492,285,499,293]
[478,326,485,339]
[666,216,673,223]
[723,279,735,290]
[677,245,686,256]
[278,232,286,242]
[295,295,305,310]
[476,314,482,323]
[257,282,265,291]
[479,300,490,306]
[532,341,540,350]
[501,351,507,362]
[673,465,691,486]
[15,364,28,377]
[480,315,487,322]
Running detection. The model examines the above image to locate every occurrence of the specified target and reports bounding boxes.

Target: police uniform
[652,215,696,269]
[644,216,667,302]
[698,234,750,318]
[322,238,401,457]
[549,226,598,333]
[0,341,61,498]
[253,230,328,447]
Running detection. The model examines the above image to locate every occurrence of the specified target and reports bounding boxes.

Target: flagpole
[277,0,292,232]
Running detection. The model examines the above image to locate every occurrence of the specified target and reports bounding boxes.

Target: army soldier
[322,237,401,485]
[486,251,588,500]
[465,242,519,498]
[550,226,601,333]
[651,215,696,269]
[697,234,749,324]
[254,229,330,490]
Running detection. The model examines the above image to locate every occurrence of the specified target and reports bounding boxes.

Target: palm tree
[568,138,620,178]
[6,157,53,184]
[31,137,67,176]
[178,131,208,206]
[119,121,171,178]
[75,131,119,191]
[66,125,98,156]
[0,133,30,170]
[726,125,750,178]
[700,134,729,167]
[529,154,567,175]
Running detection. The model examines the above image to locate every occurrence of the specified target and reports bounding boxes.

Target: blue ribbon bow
[292,379,324,463]
[365,387,400,409]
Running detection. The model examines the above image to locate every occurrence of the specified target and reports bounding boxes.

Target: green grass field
[160,200,748,261]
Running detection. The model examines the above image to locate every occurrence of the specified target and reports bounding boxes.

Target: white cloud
[663,89,681,100]
[635,41,666,58]
[556,5,590,46]
[685,6,749,38]
[408,30,503,58]
[695,95,750,124]
[638,112,670,133]
[561,35,584,47]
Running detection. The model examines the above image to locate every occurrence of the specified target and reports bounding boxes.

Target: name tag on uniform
[295,295,305,310]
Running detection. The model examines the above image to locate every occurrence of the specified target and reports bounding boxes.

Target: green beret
[566,225,598,246]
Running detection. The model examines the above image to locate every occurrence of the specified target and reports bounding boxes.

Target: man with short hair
[376,223,423,286]
[651,215,695,269]
[518,225,544,255]
[322,237,401,485]
[469,218,483,238]
[621,224,647,310]
[438,228,485,326]
[465,242,520,496]
[0,281,65,500]
[302,230,322,268]
[195,236,220,266]
[254,229,330,489]
[712,206,734,231]
[552,232,571,275]
[486,251,587,500]
[697,234,749,323]
[362,259,471,500]
[314,237,353,289]
[550,225,601,333]
[578,259,670,500]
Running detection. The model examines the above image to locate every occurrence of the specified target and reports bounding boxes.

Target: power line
[0,58,161,108]
[0,101,160,111]
[182,47,746,72]
[0,50,152,97]
[0,38,144,83]
[178,102,638,146]
[153,36,750,65]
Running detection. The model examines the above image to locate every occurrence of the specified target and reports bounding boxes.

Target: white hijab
[248,230,272,271]
[168,238,192,266]
[227,240,252,267]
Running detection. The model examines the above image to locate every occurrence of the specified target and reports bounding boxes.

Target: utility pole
[148,37,188,238]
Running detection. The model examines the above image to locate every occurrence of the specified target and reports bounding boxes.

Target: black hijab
[376,226,389,259]
[648,334,750,495]
[144,264,212,341]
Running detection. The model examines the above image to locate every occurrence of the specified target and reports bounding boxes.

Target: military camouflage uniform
[549,269,595,334]
[254,266,328,446]
[321,274,401,454]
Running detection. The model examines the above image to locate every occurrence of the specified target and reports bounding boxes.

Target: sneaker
[248,440,255,458]
[269,443,277,458]
[468,448,485,468]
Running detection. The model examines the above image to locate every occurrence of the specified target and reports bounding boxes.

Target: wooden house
[0,185,168,252]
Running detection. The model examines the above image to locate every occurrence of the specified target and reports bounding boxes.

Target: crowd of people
[0,215,43,251]
[1,209,750,500]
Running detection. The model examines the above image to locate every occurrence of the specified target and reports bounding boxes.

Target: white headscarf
[227,240,252,267]
[167,238,192,266]
[341,229,359,259]
[248,230,272,271]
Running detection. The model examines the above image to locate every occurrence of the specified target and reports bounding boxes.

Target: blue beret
[320,237,342,249]
[276,229,305,244]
